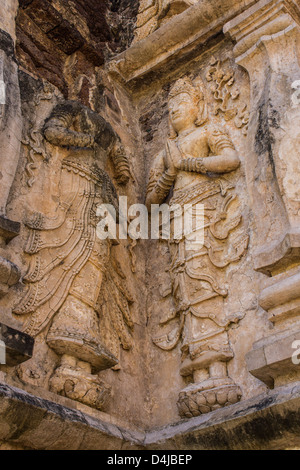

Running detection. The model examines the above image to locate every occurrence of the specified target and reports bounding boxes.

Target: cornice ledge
[2,381,300,449]
[107,0,257,84]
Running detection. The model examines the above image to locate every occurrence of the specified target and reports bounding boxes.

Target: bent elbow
[231,155,241,171]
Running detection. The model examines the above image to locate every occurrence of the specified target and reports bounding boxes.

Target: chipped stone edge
[2,381,300,449]
[145,382,300,449]
[0,382,145,450]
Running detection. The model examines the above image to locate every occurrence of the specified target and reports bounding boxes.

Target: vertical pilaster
[0,1,21,299]
[225,0,300,388]
[0,0,22,217]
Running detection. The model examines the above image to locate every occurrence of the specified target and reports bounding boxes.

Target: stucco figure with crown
[146,77,249,418]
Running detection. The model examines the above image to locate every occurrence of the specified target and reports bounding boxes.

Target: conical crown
[169,77,202,101]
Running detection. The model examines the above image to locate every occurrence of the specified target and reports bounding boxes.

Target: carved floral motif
[206,57,249,135]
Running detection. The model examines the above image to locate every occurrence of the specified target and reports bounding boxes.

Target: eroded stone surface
[0,0,300,450]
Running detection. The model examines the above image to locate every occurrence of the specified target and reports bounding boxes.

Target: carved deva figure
[13,100,133,411]
[146,77,249,418]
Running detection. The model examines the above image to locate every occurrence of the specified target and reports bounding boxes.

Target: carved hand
[110,142,131,185]
[164,140,182,175]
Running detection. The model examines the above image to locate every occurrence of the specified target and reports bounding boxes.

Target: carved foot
[177,377,242,419]
[49,358,111,411]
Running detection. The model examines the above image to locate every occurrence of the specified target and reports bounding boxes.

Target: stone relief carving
[13,100,133,410]
[134,0,198,43]
[206,57,249,135]
[22,81,56,188]
[97,256,135,369]
[223,1,300,275]
[146,77,249,418]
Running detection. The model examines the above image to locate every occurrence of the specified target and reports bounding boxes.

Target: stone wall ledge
[107,0,257,84]
[0,382,145,450]
[1,381,300,449]
[146,382,300,450]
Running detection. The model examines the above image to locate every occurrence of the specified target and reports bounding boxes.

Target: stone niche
[1,0,300,451]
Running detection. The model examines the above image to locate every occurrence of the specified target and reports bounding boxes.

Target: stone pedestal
[49,355,111,411]
[178,337,242,418]
[178,376,242,418]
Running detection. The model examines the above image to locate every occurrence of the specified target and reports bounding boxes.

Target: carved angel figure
[146,77,248,418]
[14,101,133,410]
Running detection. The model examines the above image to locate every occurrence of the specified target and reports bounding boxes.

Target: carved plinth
[177,377,242,419]
[246,329,300,389]
[49,359,111,411]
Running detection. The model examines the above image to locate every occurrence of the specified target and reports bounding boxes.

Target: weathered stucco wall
[1,0,300,450]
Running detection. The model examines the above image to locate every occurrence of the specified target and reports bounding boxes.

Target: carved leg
[46,294,118,410]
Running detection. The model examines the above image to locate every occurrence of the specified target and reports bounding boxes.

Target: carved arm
[146,149,176,210]
[109,141,131,185]
[177,127,240,174]
[177,150,240,175]
[44,117,94,148]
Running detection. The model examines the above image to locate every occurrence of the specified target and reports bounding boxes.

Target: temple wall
[1,0,300,449]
